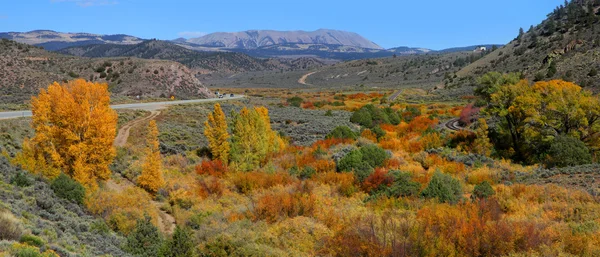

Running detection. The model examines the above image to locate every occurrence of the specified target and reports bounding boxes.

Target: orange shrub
[230,171,296,194]
[195,159,228,177]
[253,183,317,223]
[384,158,402,170]
[302,101,315,109]
[312,172,356,197]
[311,138,352,150]
[197,176,225,198]
[310,159,336,173]
[425,154,466,175]
[361,168,393,193]
[361,129,378,142]
[408,140,423,153]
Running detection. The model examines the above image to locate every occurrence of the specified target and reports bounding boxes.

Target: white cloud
[177,31,207,39]
[51,0,118,7]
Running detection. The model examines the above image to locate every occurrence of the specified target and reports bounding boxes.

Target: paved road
[388,90,403,101]
[0,95,245,120]
[442,118,472,132]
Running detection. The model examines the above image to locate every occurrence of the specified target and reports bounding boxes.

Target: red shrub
[459,103,480,126]
[362,168,393,193]
[195,159,227,177]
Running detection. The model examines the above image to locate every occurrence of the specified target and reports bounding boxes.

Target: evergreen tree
[161,226,195,257]
[126,215,163,257]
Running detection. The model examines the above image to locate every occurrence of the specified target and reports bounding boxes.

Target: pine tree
[204,104,230,164]
[161,226,195,257]
[138,120,164,194]
[126,215,163,256]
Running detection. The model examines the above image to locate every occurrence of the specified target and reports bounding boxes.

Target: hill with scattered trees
[449,0,600,94]
[0,39,210,106]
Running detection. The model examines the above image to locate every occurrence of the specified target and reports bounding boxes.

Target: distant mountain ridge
[185,29,383,50]
[2,30,502,61]
[0,30,144,50]
[58,40,327,73]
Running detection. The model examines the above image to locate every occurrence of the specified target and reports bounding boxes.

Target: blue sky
[0,0,563,50]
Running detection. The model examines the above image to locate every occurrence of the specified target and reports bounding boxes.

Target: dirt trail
[114,110,160,147]
[108,110,176,234]
[298,71,317,86]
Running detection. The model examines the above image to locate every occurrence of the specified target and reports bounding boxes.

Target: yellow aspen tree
[138,120,164,194]
[13,79,117,189]
[204,103,230,163]
[472,118,493,157]
[230,106,286,171]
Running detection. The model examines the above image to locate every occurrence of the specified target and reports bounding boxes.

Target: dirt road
[298,71,317,86]
[108,110,176,234]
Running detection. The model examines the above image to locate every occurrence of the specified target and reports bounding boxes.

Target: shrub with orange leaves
[309,159,336,173]
[230,171,296,194]
[302,101,316,109]
[311,138,352,150]
[195,159,228,177]
[361,129,378,142]
[253,182,317,223]
[197,176,224,198]
[312,171,357,197]
[424,154,466,175]
[361,168,393,193]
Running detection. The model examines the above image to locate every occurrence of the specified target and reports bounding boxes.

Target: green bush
[350,108,373,127]
[546,135,592,168]
[20,234,45,247]
[10,172,32,187]
[359,144,389,168]
[421,171,463,204]
[324,110,333,116]
[337,150,364,173]
[50,173,85,204]
[472,181,495,200]
[126,215,163,257]
[371,125,386,139]
[337,145,389,182]
[370,170,421,198]
[326,126,358,140]
[351,104,400,129]
[286,96,303,107]
[160,226,195,257]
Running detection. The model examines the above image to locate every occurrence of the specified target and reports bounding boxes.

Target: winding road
[0,95,245,120]
[443,118,472,132]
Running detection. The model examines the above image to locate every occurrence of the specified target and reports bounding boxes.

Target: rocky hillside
[453,0,600,91]
[0,39,210,104]
[185,29,383,49]
[0,30,144,50]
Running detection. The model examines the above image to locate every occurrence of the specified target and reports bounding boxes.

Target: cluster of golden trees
[13,79,163,193]
[204,104,286,172]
